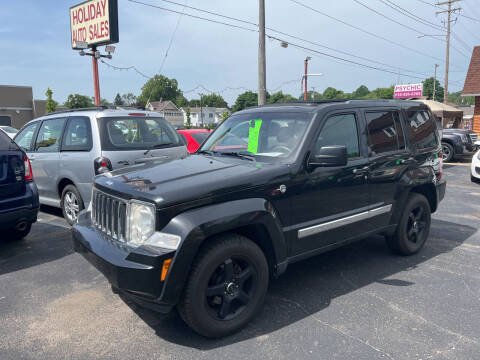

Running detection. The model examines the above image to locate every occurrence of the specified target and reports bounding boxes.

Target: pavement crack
[270,295,397,360]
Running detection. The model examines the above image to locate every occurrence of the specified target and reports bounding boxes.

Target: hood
[94,154,288,207]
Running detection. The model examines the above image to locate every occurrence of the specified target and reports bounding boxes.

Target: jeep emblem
[279,184,287,194]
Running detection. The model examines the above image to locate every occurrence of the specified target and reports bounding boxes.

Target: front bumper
[72,211,175,313]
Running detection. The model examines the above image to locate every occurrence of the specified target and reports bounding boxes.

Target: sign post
[70,0,119,106]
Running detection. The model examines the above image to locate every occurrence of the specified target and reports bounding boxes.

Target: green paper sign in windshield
[247,119,262,154]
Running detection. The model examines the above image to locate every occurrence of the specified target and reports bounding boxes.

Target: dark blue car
[0,129,39,240]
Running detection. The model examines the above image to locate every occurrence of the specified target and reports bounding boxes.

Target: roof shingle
[463,46,480,96]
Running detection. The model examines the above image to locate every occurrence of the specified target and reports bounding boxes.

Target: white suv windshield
[200,112,313,161]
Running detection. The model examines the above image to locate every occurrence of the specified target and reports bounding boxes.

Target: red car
[177,129,211,153]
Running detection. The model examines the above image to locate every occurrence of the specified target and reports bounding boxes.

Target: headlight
[128,202,156,246]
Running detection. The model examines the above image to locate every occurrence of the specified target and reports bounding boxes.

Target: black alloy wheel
[406,205,428,246]
[441,142,454,162]
[178,234,269,338]
[205,257,256,321]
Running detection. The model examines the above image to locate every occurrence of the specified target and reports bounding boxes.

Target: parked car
[441,128,478,162]
[0,129,38,240]
[14,107,187,225]
[0,126,19,139]
[73,100,445,337]
[471,148,480,183]
[177,129,211,153]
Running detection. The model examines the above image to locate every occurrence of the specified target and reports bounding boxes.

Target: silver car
[14,108,187,225]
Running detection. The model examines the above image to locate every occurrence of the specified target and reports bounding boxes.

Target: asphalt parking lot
[1,162,479,360]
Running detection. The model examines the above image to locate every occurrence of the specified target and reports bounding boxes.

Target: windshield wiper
[144,143,173,155]
[219,151,255,161]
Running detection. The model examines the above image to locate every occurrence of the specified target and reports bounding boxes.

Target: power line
[380,0,445,30]
[287,0,449,64]
[414,0,480,22]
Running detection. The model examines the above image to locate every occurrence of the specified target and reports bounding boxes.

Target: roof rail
[46,106,110,116]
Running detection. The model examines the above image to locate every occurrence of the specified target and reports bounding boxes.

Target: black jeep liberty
[73,100,446,337]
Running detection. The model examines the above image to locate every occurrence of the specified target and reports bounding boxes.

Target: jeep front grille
[91,189,128,241]
[469,133,478,143]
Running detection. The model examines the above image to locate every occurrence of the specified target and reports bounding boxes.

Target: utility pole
[304,56,311,102]
[433,64,439,101]
[437,0,462,103]
[258,0,267,106]
[198,93,204,128]
[91,46,101,106]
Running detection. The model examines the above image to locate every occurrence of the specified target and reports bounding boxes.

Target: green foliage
[352,85,370,98]
[138,74,183,104]
[186,107,191,128]
[221,111,230,122]
[422,77,444,100]
[100,98,111,106]
[364,87,394,99]
[200,93,228,108]
[135,98,146,109]
[45,88,57,113]
[188,99,201,107]
[323,87,345,99]
[447,91,475,106]
[122,93,137,106]
[232,91,258,112]
[64,94,93,109]
[267,91,297,104]
[114,93,124,106]
[175,95,189,108]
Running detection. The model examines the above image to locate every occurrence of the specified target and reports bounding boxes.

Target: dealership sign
[394,83,423,99]
[70,0,119,49]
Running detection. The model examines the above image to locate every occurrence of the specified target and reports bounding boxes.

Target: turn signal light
[161,259,172,281]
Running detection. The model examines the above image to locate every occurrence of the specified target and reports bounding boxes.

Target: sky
[0,0,478,107]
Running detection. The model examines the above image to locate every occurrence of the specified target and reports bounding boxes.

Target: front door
[288,111,370,257]
[31,117,66,200]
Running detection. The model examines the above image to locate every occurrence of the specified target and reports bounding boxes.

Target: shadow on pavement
[123,218,476,349]
[0,220,72,276]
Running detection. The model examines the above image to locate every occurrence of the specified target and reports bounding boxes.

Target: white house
[182,107,231,127]
[146,100,184,127]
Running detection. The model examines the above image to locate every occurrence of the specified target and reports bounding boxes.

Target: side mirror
[308,145,348,167]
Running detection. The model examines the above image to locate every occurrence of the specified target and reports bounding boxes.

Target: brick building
[462,46,480,134]
[0,85,46,129]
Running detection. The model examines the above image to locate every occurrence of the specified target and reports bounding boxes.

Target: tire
[6,222,32,241]
[178,234,269,338]
[441,142,454,162]
[472,174,480,184]
[386,193,431,256]
[61,184,84,226]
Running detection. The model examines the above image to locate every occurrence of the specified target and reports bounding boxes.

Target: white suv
[14,107,188,224]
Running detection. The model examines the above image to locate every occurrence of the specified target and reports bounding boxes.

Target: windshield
[1,126,18,134]
[200,112,313,161]
[100,116,182,151]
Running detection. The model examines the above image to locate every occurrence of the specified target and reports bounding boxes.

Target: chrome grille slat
[91,189,128,243]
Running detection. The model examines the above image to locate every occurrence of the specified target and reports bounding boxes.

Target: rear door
[99,116,187,169]
[363,109,409,229]
[0,130,25,201]
[31,117,67,200]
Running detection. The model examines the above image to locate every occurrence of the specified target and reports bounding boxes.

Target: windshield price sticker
[247,119,262,154]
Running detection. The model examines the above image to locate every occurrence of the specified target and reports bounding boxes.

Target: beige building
[146,100,184,127]
[0,85,46,129]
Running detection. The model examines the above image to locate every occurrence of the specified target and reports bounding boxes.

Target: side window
[14,122,39,151]
[393,112,406,150]
[63,116,92,151]
[34,118,66,152]
[366,111,400,155]
[406,110,438,150]
[316,113,360,158]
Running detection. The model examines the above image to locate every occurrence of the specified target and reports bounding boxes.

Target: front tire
[386,193,431,256]
[472,174,480,184]
[61,185,84,226]
[442,142,454,162]
[178,234,269,338]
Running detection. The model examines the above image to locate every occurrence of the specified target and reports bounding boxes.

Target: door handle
[352,167,369,174]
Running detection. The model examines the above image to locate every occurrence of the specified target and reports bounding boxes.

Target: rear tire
[386,193,431,256]
[441,142,454,162]
[6,222,32,241]
[178,234,269,338]
[471,174,480,184]
[61,185,84,226]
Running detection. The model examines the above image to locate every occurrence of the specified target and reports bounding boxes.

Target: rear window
[406,110,439,150]
[99,117,182,151]
[0,130,18,150]
[190,132,210,144]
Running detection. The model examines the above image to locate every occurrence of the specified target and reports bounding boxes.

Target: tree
[423,77,444,101]
[64,94,93,109]
[323,87,345,99]
[188,99,201,107]
[135,98,146,109]
[447,91,475,106]
[365,86,394,99]
[45,88,57,113]
[175,95,189,108]
[100,98,112,106]
[221,111,230,122]
[186,107,191,128]
[352,85,370,98]
[138,74,183,104]
[200,93,228,108]
[114,93,124,106]
[232,91,258,112]
[267,91,297,104]
[121,93,137,106]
